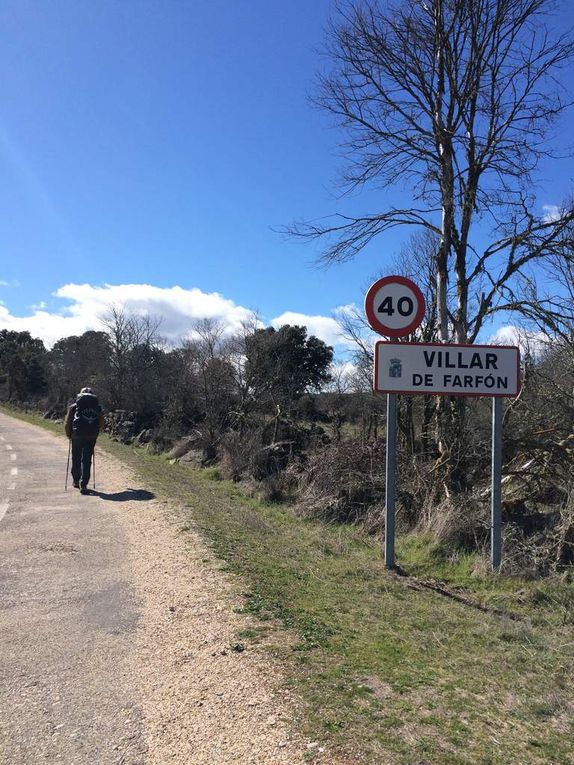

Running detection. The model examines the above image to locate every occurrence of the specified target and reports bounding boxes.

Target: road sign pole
[385,393,397,569]
[367,276,519,574]
[491,397,503,571]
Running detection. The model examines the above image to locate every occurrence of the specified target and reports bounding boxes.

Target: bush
[296,439,386,525]
[419,494,490,552]
[220,428,293,482]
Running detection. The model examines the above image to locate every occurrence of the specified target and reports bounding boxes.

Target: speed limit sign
[365,275,425,337]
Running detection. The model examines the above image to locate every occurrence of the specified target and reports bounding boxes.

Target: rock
[167,436,200,460]
[179,449,205,467]
[136,429,153,444]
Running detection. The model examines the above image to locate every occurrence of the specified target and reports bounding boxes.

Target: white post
[385,393,397,568]
[491,397,503,571]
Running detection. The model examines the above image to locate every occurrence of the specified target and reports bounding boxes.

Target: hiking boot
[80,485,88,495]
[73,481,80,489]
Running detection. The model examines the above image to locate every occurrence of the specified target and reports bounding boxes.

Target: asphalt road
[0,413,146,764]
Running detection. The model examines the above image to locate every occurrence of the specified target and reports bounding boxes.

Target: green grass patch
[3,405,574,764]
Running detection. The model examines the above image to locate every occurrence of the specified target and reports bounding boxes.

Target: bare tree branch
[284,0,574,345]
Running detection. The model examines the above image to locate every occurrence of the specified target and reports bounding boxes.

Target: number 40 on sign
[364,275,426,337]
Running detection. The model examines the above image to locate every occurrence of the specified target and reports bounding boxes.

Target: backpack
[72,393,101,438]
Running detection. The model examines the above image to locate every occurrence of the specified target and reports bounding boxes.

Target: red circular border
[364,275,426,337]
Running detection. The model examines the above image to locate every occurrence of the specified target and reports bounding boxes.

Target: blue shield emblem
[389,358,402,378]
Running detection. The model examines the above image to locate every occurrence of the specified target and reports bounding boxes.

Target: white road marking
[0,436,15,523]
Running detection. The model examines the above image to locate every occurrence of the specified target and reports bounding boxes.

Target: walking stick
[65,438,71,491]
[93,447,96,490]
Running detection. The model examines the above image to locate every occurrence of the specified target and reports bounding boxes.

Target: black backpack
[72,393,101,438]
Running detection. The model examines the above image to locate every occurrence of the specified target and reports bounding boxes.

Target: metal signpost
[366,277,521,572]
[491,397,503,569]
[365,276,426,569]
[385,392,397,568]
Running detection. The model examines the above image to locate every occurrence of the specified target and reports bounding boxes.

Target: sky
[1,0,573,356]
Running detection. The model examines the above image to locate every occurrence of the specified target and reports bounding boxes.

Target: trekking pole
[93,448,96,490]
[65,438,71,491]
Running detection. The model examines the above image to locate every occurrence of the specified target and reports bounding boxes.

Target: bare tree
[181,318,237,459]
[288,0,574,344]
[189,317,227,359]
[225,313,262,434]
[531,216,574,343]
[534,223,574,420]
[100,305,163,412]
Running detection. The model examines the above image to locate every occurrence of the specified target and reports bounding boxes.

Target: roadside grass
[3,406,574,764]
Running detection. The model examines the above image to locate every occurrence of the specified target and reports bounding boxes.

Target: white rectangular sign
[374,342,520,397]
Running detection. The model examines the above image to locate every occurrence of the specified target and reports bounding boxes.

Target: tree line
[0,308,336,462]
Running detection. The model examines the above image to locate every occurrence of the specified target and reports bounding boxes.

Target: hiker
[64,387,104,494]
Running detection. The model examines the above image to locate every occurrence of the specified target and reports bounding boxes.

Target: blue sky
[0,0,573,352]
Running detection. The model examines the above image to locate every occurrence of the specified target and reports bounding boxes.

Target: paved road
[0,413,146,764]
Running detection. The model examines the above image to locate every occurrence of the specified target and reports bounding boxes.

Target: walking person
[64,387,104,494]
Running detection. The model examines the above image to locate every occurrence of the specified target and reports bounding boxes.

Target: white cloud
[489,325,549,356]
[0,303,89,346]
[0,280,9,287]
[0,283,365,353]
[323,361,361,392]
[333,303,360,318]
[542,204,563,223]
[0,283,256,347]
[270,310,351,348]
[330,360,359,381]
[333,360,358,375]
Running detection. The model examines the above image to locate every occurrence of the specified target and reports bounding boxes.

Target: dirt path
[0,412,306,764]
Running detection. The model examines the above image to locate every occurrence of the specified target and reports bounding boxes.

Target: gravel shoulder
[0,413,306,764]
[108,450,306,764]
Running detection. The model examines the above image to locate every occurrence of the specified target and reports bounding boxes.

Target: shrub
[296,439,386,525]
